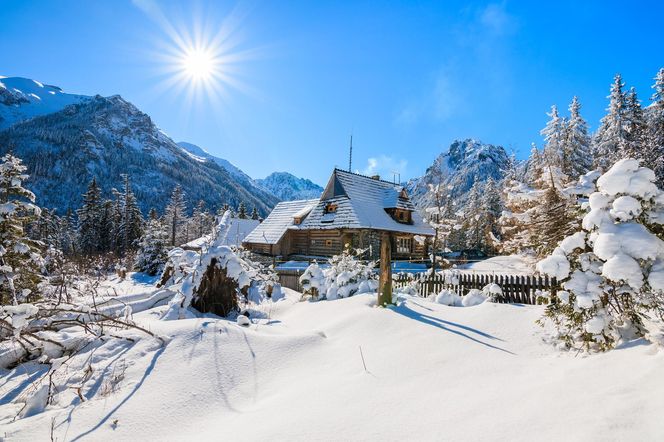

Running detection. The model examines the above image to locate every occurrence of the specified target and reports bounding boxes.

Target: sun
[181,47,216,81]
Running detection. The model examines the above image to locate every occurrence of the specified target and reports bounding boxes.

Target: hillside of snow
[257,171,323,201]
[0,77,278,215]
[2,277,662,441]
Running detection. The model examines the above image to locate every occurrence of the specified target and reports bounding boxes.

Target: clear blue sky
[1,0,663,185]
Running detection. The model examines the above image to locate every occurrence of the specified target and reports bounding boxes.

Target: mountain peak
[257,172,323,201]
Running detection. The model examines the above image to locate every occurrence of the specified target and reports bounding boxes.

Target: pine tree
[134,218,169,276]
[463,181,484,251]
[593,73,628,169]
[624,87,647,159]
[564,96,593,179]
[148,207,159,221]
[647,68,664,186]
[191,200,212,238]
[481,177,502,253]
[237,201,247,219]
[117,174,143,252]
[0,153,44,304]
[541,105,567,169]
[98,199,115,253]
[77,178,103,255]
[250,206,259,220]
[164,185,188,246]
[524,143,542,185]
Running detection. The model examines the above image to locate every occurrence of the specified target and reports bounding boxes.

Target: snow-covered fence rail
[279,267,557,305]
[393,273,558,304]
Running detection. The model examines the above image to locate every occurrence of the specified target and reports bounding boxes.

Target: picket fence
[277,269,558,305]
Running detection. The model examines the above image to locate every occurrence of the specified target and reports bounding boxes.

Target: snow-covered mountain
[257,172,323,201]
[0,77,278,215]
[176,141,278,207]
[407,138,509,208]
[0,77,89,129]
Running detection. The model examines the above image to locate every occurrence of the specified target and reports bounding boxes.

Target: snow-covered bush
[462,289,488,306]
[537,159,664,351]
[159,212,280,319]
[482,283,503,302]
[435,289,461,306]
[299,246,377,301]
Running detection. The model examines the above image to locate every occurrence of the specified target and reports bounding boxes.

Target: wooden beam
[378,231,392,306]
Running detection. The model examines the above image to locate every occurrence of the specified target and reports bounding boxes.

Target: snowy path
[2,290,663,441]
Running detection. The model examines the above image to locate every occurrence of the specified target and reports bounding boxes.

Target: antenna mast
[348,134,353,172]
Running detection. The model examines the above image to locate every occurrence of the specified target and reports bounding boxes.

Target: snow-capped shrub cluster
[299,247,377,300]
[537,159,664,351]
[433,283,497,307]
[160,212,280,319]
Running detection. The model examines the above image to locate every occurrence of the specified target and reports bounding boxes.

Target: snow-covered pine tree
[250,207,259,220]
[117,174,144,253]
[77,178,103,255]
[481,177,503,253]
[541,105,567,169]
[0,153,44,304]
[164,185,188,246]
[537,159,664,351]
[191,200,213,239]
[237,201,247,219]
[424,181,458,271]
[148,207,158,221]
[565,96,593,179]
[524,143,542,185]
[98,199,116,253]
[647,68,664,186]
[624,87,648,160]
[463,181,484,252]
[134,217,169,276]
[593,73,628,170]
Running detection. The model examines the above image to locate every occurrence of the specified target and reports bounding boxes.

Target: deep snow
[1,275,663,441]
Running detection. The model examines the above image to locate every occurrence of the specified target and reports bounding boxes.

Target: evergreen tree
[237,201,248,219]
[647,68,664,186]
[98,199,115,253]
[463,181,484,251]
[524,143,542,185]
[117,174,143,252]
[481,177,502,253]
[191,200,213,239]
[593,73,628,169]
[164,185,188,246]
[564,96,593,179]
[134,217,169,276]
[624,87,647,159]
[148,207,159,221]
[540,105,566,169]
[0,153,44,304]
[77,178,103,254]
[250,206,259,220]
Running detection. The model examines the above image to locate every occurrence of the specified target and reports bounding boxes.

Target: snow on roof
[183,217,260,249]
[244,199,319,245]
[299,169,434,236]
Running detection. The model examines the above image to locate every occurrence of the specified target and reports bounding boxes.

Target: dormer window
[399,188,409,200]
[324,203,338,214]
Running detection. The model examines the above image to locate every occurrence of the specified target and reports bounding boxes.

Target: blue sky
[1,0,663,185]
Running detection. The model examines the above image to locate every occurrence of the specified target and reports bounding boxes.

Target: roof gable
[321,171,347,200]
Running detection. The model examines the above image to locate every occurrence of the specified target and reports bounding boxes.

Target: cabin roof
[244,169,434,246]
[297,169,432,235]
[243,199,318,245]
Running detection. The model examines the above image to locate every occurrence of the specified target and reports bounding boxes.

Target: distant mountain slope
[177,141,279,208]
[257,172,323,201]
[407,139,509,208]
[0,77,89,129]
[0,77,278,215]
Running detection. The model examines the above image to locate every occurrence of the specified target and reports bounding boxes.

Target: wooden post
[378,231,392,306]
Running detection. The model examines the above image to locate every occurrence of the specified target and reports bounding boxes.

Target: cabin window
[324,203,338,214]
[396,237,412,254]
[325,239,333,247]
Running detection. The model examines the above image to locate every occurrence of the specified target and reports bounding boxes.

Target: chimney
[371,175,380,180]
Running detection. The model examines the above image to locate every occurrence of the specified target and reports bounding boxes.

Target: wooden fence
[277,269,558,305]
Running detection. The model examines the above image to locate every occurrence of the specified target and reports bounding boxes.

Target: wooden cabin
[243,169,434,260]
